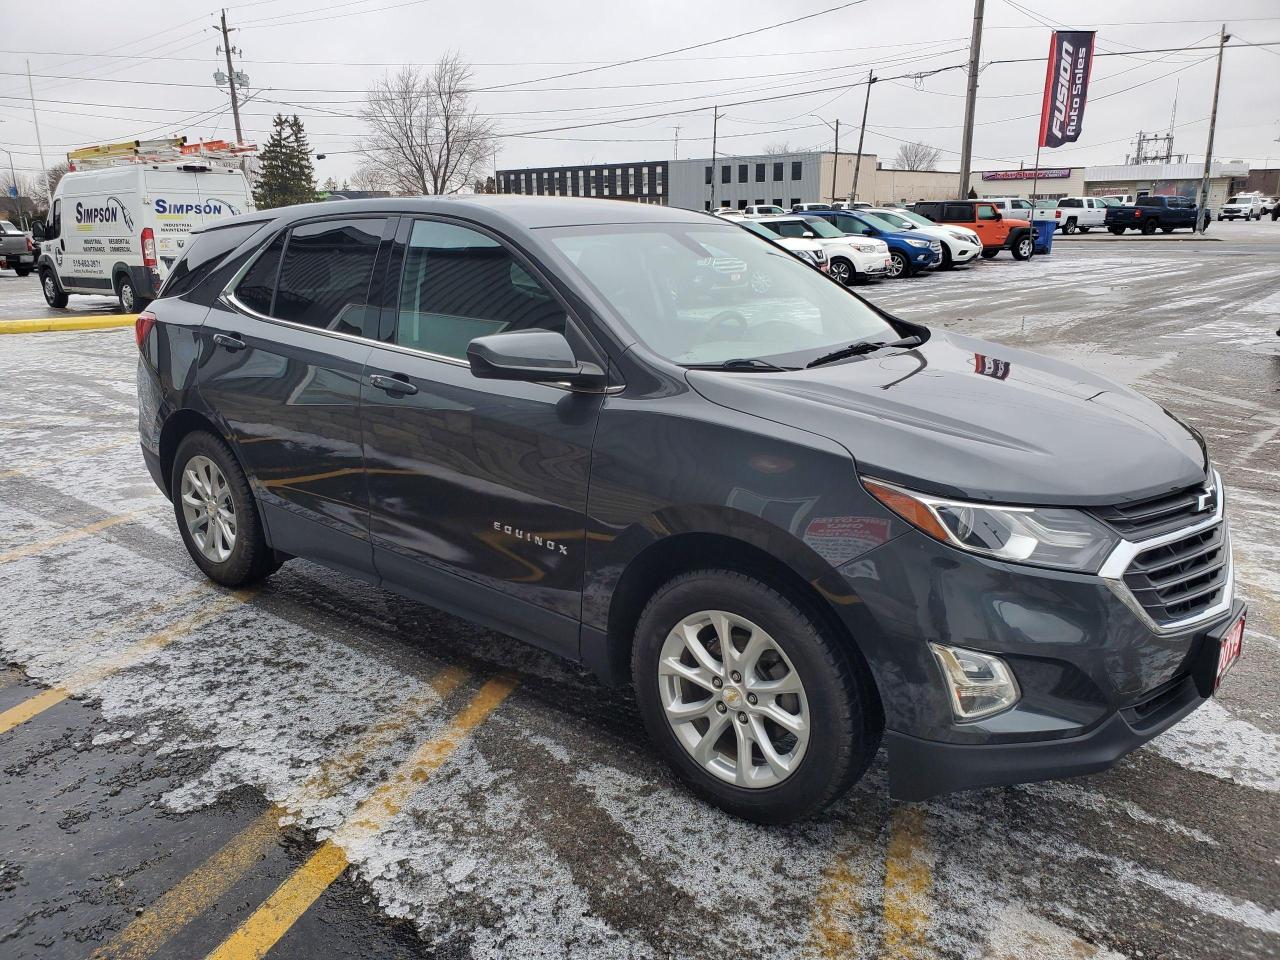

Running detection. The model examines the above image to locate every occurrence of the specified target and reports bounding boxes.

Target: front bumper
[885,597,1241,799]
[950,243,979,263]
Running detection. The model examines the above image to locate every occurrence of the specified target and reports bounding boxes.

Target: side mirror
[994,210,1003,220]
[31,222,45,241]
[467,329,606,390]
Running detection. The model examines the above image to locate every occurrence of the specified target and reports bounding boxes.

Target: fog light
[929,643,1020,721]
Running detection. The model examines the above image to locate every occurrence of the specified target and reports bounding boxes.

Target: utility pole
[25,61,50,210]
[1196,24,1229,234]
[219,9,244,144]
[708,106,720,210]
[957,0,985,198]
[830,118,840,203]
[673,124,681,161]
[855,73,875,204]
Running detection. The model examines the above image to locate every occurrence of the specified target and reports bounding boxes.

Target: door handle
[369,373,418,396]
[212,333,246,351]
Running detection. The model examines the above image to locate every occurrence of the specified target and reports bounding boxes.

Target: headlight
[795,249,820,264]
[905,238,931,248]
[853,243,880,253]
[947,230,976,244]
[864,478,1119,573]
[930,643,1020,720]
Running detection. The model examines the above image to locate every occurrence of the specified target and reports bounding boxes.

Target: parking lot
[2,221,1278,960]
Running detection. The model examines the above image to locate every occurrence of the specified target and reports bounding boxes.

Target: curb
[0,314,136,335]
[1055,235,1222,242]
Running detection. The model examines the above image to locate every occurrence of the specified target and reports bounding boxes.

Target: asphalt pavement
[1,217,1278,960]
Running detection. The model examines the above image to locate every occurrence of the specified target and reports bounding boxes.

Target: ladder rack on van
[67,137,257,171]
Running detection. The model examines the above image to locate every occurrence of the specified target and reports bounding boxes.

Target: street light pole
[708,105,720,210]
[830,118,840,203]
[958,0,985,199]
[1196,24,1229,234]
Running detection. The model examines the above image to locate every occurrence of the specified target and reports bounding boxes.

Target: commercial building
[497,161,668,203]
[969,161,1249,208]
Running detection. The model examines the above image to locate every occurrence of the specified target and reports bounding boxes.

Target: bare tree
[42,162,69,198]
[348,166,389,193]
[357,54,496,196]
[763,142,792,155]
[891,142,942,171]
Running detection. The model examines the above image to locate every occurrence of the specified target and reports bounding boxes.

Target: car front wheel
[40,269,69,308]
[1011,234,1034,260]
[886,251,909,278]
[828,257,854,285]
[632,570,880,824]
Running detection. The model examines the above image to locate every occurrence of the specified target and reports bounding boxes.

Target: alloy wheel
[658,610,810,788]
[180,455,237,563]
[1018,237,1033,258]
[119,280,135,312]
[887,253,906,278]
[829,259,851,285]
[42,274,56,303]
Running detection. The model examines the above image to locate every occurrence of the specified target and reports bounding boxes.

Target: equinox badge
[492,522,569,555]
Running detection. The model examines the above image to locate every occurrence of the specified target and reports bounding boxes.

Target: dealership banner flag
[1038,31,1097,148]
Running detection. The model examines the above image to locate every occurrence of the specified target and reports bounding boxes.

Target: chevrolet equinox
[136,197,1245,824]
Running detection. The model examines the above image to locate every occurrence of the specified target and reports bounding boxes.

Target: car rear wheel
[886,251,909,278]
[15,266,32,277]
[1062,218,1078,234]
[939,246,954,269]
[828,257,853,285]
[1141,219,1158,235]
[1078,225,1091,234]
[172,431,282,587]
[1108,227,1125,235]
[1011,234,1034,260]
[632,569,880,824]
[40,269,69,308]
[116,275,151,314]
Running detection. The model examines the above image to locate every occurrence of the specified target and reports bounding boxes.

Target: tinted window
[791,162,802,180]
[1137,196,1159,207]
[942,203,971,220]
[273,218,385,335]
[705,166,713,185]
[395,220,564,361]
[234,232,286,316]
[0,220,20,234]
[738,164,748,183]
[773,162,783,181]
[721,165,731,184]
[755,163,765,182]
[163,221,267,299]
[1059,198,1081,208]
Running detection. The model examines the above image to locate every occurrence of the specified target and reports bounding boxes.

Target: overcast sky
[3,0,1278,188]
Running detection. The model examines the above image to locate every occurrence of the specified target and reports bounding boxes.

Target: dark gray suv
[136,196,1244,823]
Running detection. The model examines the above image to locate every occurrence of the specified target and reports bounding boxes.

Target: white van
[38,162,254,311]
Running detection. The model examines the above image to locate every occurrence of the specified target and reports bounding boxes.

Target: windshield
[854,212,905,233]
[0,220,20,234]
[546,223,897,367]
[892,209,934,228]
[869,210,914,230]
[1227,196,1251,204]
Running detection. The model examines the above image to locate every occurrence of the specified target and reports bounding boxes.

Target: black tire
[828,257,854,286]
[1141,219,1158,235]
[1011,233,1034,260]
[1062,218,1078,235]
[40,268,69,308]
[1108,227,1125,236]
[980,248,1000,259]
[1217,215,1223,222]
[887,250,910,279]
[116,274,150,313]
[14,267,32,277]
[940,245,954,269]
[1078,225,1091,234]
[171,431,282,587]
[631,570,880,824]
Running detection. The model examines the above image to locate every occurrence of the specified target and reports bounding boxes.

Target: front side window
[976,204,998,220]
[271,218,385,335]
[394,220,564,361]
[705,166,713,185]
[547,223,896,367]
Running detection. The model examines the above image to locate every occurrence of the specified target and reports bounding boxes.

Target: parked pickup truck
[1104,196,1205,235]
[1054,197,1110,234]
[0,220,35,276]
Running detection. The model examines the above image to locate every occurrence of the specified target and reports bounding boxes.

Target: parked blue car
[807,210,942,278]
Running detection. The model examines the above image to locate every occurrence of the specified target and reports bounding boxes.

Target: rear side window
[163,221,267,300]
[394,219,564,361]
[234,232,286,316]
[1137,196,1159,207]
[273,218,386,335]
[943,203,971,220]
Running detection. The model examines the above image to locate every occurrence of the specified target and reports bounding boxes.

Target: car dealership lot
[2,225,1278,960]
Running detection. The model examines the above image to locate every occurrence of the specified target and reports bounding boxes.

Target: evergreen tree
[253,114,317,209]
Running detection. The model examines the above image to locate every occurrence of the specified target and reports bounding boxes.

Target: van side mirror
[31,221,45,241]
[467,329,606,390]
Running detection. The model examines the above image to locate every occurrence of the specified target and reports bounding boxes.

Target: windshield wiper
[805,335,923,368]
[684,357,794,372]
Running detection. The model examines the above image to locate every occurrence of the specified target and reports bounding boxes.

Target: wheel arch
[157,408,226,498]
[598,530,883,725]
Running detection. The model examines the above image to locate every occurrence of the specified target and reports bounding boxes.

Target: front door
[361,218,605,658]
[974,202,1002,248]
[198,215,391,580]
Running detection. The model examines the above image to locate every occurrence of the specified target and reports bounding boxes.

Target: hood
[686,330,1206,506]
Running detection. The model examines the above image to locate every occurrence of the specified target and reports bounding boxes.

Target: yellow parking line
[810,854,864,959]
[0,314,136,334]
[205,674,518,960]
[0,437,134,482]
[92,665,469,960]
[0,512,140,565]
[0,591,253,735]
[880,806,932,959]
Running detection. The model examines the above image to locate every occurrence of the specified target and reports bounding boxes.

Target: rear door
[198,215,392,580]
[360,217,605,658]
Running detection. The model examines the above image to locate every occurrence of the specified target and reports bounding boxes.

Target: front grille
[1091,481,1217,540]
[1122,522,1228,625]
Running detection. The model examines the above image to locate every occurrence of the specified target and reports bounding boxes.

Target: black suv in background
[136,197,1244,824]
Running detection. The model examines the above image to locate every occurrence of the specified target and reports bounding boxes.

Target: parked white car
[1261,197,1278,215]
[735,217,830,275]
[742,204,786,217]
[1054,197,1110,234]
[865,207,981,268]
[791,202,834,212]
[1098,194,1136,206]
[754,214,891,284]
[982,196,1058,224]
[1219,195,1265,221]
[713,207,745,219]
